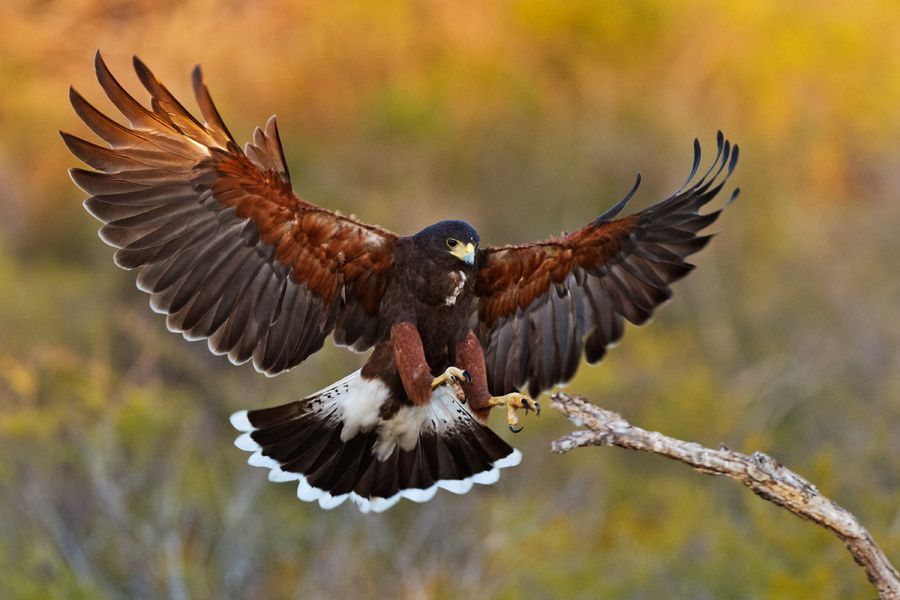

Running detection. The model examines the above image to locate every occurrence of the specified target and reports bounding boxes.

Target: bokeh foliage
[1,0,899,598]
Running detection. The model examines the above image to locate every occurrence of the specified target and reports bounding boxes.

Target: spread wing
[64,52,398,375]
[474,133,739,397]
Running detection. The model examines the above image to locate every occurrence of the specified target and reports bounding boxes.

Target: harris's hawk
[64,53,739,513]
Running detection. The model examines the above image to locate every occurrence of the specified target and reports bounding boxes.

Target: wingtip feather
[596,172,641,222]
[131,55,156,91]
[94,49,109,78]
[728,144,740,174]
[68,167,92,193]
[726,188,740,206]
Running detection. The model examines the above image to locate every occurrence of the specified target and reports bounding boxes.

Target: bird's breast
[443,271,468,307]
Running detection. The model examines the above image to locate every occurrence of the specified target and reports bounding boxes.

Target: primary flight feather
[64,53,739,512]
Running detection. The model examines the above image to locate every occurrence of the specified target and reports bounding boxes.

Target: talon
[431,366,469,390]
[487,392,538,434]
[462,370,472,384]
[521,398,541,417]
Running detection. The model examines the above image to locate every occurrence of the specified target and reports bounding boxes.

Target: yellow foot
[487,393,540,433]
[431,366,472,390]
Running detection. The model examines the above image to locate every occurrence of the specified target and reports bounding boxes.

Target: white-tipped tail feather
[230,370,521,513]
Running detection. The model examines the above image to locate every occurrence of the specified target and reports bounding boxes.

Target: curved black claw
[462,370,472,384]
[509,423,524,433]
[523,399,542,417]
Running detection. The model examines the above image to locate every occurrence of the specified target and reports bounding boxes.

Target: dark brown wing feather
[64,52,398,374]
[474,133,740,397]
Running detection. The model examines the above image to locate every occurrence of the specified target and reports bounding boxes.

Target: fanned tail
[230,370,521,512]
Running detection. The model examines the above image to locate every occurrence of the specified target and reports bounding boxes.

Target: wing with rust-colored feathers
[474,134,739,397]
[64,52,398,374]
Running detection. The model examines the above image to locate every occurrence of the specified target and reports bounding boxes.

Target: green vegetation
[1,1,898,597]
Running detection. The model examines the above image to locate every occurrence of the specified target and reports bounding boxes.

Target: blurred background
[1,0,899,598]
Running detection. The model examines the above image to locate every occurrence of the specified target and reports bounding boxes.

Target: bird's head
[413,220,480,267]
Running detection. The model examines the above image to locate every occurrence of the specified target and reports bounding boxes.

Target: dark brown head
[412,220,480,269]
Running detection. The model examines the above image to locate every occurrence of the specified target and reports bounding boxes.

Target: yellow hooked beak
[451,242,477,266]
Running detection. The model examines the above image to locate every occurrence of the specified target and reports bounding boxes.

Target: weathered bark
[550,393,900,600]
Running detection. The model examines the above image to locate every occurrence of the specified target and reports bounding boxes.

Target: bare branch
[550,393,900,600]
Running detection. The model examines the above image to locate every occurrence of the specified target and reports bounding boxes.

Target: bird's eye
[446,238,458,248]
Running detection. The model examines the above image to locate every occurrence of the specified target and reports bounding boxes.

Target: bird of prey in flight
[64,52,739,513]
